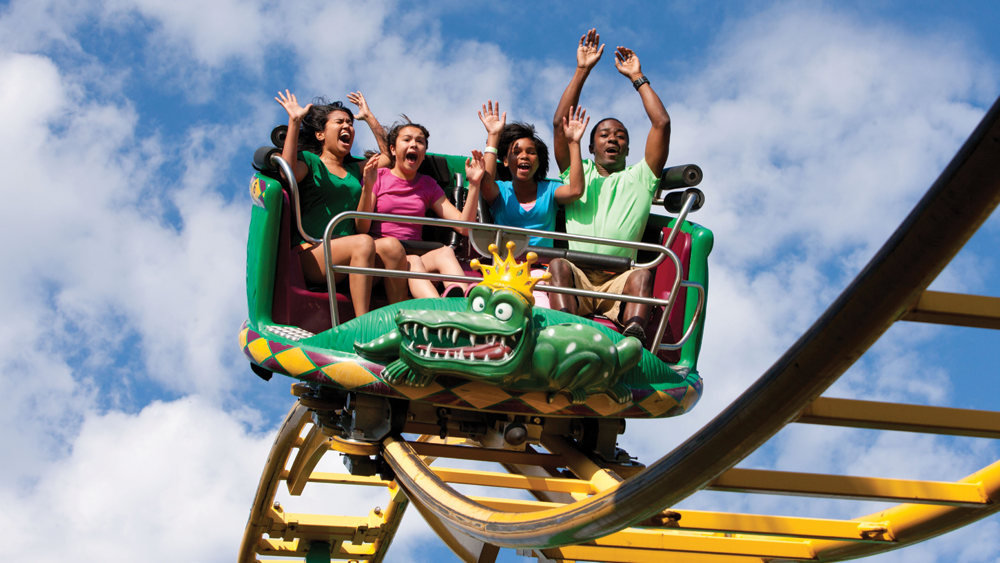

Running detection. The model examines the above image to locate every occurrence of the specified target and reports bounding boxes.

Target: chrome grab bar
[320,211,702,355]
[269,155,318,245]
[268,154,704,355]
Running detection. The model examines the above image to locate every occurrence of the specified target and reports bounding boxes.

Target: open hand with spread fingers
[363,153,381,188]
[578,28,605,70]
[347,91,373,122]
[465,150,486,186]
[276,90,312,122]
[614,47,643,82]
[478,100,506,137]
[562,105,590,145]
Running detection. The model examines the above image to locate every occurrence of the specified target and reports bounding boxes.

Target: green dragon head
[395,284,537,384]
[401,242,549,384]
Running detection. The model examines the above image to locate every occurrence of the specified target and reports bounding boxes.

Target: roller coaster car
[240,135,713,471]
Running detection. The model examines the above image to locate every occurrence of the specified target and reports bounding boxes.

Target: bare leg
[374,237,408,303]
[300,234,377,316]
[419,246,468,292]
[406,255,440,299]
[547,258,577,315]
[620,268,654,335]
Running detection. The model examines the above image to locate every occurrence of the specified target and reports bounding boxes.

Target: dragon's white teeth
[451,329,459,344]
[470,334,476,346]
[488,335,495,344]
[444,350,451,359]
[484,353,490,361]
[438,328,444,341]
[423,327,429,341]
[500,336,507,348]
[400,325,407,336]
[503,350,510,360]
[458,350,465,360]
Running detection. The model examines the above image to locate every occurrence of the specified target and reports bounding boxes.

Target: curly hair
[296,97,354,155]
[497,122,549,183]
[385,116,430,168]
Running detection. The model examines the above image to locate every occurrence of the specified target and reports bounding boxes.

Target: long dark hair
[497,122,549,183]
[386,116,430,168]
[297,97,354,155]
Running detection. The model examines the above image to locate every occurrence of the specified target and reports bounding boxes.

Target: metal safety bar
[269,155,319,245]
[320,209,702,354]
[268,153,703,351]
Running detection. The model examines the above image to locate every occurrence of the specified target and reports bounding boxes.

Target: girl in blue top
[477,101,589,247]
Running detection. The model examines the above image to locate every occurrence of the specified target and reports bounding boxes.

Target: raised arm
[348,91,391,168]
[614,47,671,173]
[553,29,604,173]
[554,105,589,204]
[431,151,485,236]
[477,100,505,205]
[355,155,381,234]
[275,90,311,182]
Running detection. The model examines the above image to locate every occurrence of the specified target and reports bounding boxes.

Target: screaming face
[319,110,355,156]
[590,119,629,171]
[392,125,428,175]
[504,138,540,183]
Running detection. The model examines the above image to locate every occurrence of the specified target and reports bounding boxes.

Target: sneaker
[622,323,646,342]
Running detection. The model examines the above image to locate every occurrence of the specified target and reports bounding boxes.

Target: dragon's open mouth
[400,321,521,362]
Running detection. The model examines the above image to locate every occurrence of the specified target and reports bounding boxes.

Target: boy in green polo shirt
[548,29,672,342]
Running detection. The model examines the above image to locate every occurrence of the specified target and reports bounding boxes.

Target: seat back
[270,190,352,334]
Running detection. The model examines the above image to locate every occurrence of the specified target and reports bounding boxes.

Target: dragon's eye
[472,296,486,312]
[494,303,513,321]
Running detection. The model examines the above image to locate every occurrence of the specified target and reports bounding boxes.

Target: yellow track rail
[241,93,1000,562]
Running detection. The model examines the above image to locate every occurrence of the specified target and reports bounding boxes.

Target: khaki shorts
[565,261,640,326]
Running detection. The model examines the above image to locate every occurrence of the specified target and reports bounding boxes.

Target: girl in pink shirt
[358,121,484,298]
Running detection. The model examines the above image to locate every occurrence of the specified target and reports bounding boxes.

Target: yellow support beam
[901,290,1000,329]
[708,468,987,506]
[409,441,564,468]
[302,471,390,487]
[286,424,331,495]
[433,467,596,495]
[471,496,562,513]
[257,538,376,559]
[470,496,892,543]
[797,397,1000,438]
[652,509,893,543]
[590,528,816,559]
[537,545,767,563]
[266,507,383,543]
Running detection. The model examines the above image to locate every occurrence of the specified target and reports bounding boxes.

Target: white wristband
[484,146,498,155]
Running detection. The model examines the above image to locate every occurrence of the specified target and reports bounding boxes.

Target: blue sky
[2,1,1000,561]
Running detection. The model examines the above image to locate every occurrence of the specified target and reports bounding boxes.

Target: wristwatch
[632,76,650,91]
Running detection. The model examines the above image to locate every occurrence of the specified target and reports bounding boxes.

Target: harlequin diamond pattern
[240,326,702,418]
[452,383,512,409]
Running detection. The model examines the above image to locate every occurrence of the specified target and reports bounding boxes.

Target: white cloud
[2,398,272,562]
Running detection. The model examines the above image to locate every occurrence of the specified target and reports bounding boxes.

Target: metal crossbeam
[433,467,596,495]
[536,545,769,563]
[409,441,564,468]
[708,468,987,506]
[797,397,1000,438]
[902,290,1000,329]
